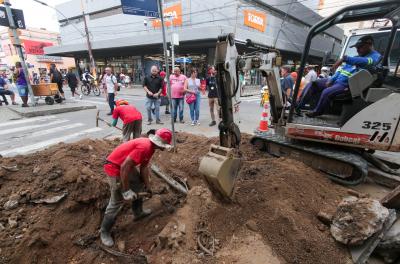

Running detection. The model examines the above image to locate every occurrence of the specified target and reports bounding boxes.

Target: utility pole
[3,0,35,105]
[80,0,97,80]
[157,0,176,149]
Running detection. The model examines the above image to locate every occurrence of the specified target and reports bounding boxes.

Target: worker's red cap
[160,71,166,77]
[115,99,129,106]
[290,72,298,80]
[149,128,172,149]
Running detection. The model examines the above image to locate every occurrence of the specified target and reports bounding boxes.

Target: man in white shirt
[104,67,118,115]
[304,65,317,84]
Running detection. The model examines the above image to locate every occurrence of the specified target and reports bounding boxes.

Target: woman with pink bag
[184,68,201,126]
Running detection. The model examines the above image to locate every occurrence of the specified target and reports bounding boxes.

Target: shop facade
[0,27,75,82]
[45,0,344,84]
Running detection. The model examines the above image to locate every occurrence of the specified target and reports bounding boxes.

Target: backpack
[52,69,62,83]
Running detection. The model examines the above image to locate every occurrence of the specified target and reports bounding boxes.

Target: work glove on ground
[122,189,137,201]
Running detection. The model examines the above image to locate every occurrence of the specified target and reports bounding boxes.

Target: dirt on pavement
[0,133,353,264]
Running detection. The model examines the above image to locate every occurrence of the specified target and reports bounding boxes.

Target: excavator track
[251,132,369,186]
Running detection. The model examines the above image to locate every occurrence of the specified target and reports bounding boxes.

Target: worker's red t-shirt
[104,138,155,177]
[112,105,142,124]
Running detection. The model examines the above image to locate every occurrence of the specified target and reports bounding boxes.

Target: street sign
[176,57,192,63]
[120,0,159,17]
[171,33,179,46]
[0,7,25,29]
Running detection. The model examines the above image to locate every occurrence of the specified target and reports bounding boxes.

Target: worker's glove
[122,189,137,201]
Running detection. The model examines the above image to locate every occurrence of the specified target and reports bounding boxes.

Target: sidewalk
[6,100,96,118]
[0,107,22,122]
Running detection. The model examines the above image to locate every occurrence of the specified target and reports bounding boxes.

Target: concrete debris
[378,217,400,249]
[8,217,18,228]
[157,220,186,250]
[3,200,19,210]
[330,197,389,246]
[32,166,41,175]
[0,223,5,231]
[1,165,19,172]
[317,211,333,226]
[31,192,68,204]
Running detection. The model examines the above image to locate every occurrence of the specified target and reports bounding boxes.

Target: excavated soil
[0,133,353,264]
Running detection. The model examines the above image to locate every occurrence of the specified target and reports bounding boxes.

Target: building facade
[0,27,75,82]
[45,0,344,83]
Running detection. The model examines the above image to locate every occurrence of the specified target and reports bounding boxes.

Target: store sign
[243,10,266,32]
[36,55,63,63]
[23,40,53,55]
[152,3,182,28]
[121,0,159,17]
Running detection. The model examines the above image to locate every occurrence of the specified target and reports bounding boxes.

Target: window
[344,31,400,68]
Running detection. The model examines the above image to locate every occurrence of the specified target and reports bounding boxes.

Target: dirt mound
[0,133,352,264]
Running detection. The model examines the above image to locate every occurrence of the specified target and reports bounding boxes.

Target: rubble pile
[0,133,356,263]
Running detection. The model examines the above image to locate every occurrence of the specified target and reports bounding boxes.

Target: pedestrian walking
[184,68,201,126]
[170,67,187,123]
[65,68,82,99]
[159,71,170,114]
[206,66,219,126]
[100,128,172,247]
[143,66,163,125]
[50,63,65,100]
[14,62,29,107]
[111,99,143,142]
[104,67,118,115]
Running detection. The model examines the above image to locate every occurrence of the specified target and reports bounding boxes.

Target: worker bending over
[296,35,381,117]
[101,128,172,247]
[112,99,143,142]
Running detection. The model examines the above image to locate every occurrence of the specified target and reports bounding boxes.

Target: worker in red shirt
[112,99,143,142]
[100,128,173,247]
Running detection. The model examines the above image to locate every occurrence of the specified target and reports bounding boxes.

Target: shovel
[96,110,122,131]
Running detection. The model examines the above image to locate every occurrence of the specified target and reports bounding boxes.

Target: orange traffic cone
[258,103,269,132]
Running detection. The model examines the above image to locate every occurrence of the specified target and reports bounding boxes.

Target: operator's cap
[149,128,172,149]
[350,35,374,48]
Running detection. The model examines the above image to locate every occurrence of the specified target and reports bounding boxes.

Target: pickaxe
[96,110,122,131]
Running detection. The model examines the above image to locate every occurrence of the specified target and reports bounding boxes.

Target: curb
[7,105,97,118]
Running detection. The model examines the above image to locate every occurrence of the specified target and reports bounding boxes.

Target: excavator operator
[295,35,382,117]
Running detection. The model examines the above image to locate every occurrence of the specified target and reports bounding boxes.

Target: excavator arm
[215,33,241,148]
[199,34,283,199]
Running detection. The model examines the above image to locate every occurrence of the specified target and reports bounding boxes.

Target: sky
[9,0,70,32]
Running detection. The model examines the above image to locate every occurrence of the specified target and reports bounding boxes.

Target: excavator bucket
[199,144,242,198]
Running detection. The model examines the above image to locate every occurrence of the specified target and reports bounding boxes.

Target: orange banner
[152,3,182,28]
[244,10,266,32]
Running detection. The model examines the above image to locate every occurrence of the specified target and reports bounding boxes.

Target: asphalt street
[0,86,262,157]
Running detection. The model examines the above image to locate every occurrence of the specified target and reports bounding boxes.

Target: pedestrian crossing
[0,115,109,157]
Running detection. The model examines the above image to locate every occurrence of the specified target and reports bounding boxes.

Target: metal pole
[171,43,175,71]
[157,0,176,149]
[183,57,186,76]
[4,0,36,105]
[80,0,97,81]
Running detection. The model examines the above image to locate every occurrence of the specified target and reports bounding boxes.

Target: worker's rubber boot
[100,215,115,247]
[132,199,152,221]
